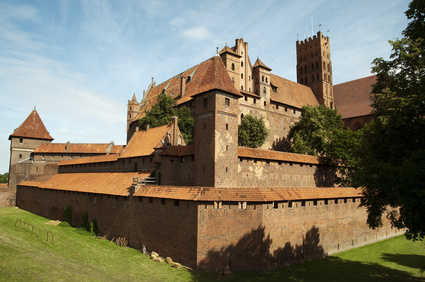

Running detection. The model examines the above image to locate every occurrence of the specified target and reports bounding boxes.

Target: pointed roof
[130,93,138,103]
[253,58,271,71]
[134,56,241,120]
[9,110,53,140]
[219,45,241,57]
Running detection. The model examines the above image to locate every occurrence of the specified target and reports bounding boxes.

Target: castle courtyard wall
[17,185,402,272]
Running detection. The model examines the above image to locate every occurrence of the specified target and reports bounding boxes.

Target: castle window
[203,97,208,108]
[316,62,319,68]
[225,98,230,107]
[263,87,266,94]
[19,154,22,159]
[264,101,266,107]
[225,167,228,173]
[19,138,23,144]
[312,75,315,82]
[273,202,278,209]
[276,104,279,110]
[244,96,247,101]
[266,77,268,83]
[323,62,326,69]
[300,67,303,75]
[317,74,320,80]
[262,76,264,82]
[232,78,235,84]
[226,145,228,151]
[241,73,243,79]
[288,201,293,208]
[241,85,243,90]
[226,123,228,130]
[130,107,132,111]
[253,98,256,104]
[238,202,247,210]
[231,63,235,71]
[241,113,244,119]
[241,61,243,67]
[249,76,251,81]
[214,201,222,209]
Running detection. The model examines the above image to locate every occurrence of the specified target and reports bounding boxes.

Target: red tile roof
[9,110,53,140]
[134,186,362,202]
[161,145,194,157]
[238,147,325,165]
[19,171,154,196]
[33,143,124,154]
[134,56,241,120]
[119,125,170,158]
[253,58,272,71]
[334,75,376,119]
[219,46,241,57]
[270,74,319,109]
[58,154,120,166]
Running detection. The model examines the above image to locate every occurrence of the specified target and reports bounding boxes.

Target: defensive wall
[17,183,402,271]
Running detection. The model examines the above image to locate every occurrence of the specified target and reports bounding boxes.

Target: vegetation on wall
[238,114,269,148]
[63,205,72,226]
[0,173,8,183]
[288,105,362,186]
[138,93,194,144]
[353,0,425,241]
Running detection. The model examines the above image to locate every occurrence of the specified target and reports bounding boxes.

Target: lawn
[1,207,424,281]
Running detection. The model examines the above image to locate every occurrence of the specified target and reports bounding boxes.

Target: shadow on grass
[192,256,425,282]
[382,253,425,272]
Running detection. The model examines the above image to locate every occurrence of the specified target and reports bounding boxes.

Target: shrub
[91,219,99,236]
[63,205,72,226]
[81,211,90,232]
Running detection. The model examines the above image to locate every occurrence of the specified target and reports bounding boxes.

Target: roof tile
[9,110,53,140]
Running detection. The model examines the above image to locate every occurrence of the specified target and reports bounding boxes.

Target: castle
[11,32,400,271]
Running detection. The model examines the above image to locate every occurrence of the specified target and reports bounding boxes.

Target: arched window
[241,73,243,79]
[241,85,243,90]
[241,61,244,67]
[262,76,264,82]
[232,63,235,71]
[263,87,266,94]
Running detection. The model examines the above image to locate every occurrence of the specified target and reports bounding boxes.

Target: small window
[232,78,235,84]
[19,138,23,144]
[288,201,293,208]
[239,202,247,210]
[253,99,256,104]
[266,77,268,83]
[262,76,264,82]
[203,97,208,108]
[225,98,230,107]
[214,201,222,209]
[241,61,244,67]
[241,73,243,79]
[273,202,278,209]
[19,154,22,159]
[226,124,229,130]
[264,101,266,107]
[263,87,266,94]
[231,63,235,71]
[244,96,247,101]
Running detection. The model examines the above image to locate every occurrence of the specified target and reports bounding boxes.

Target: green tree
[238,114,269,148]
[353,0,425,240]
[138,93,194,144]
[288,105,362,186]
[0,173,8,183]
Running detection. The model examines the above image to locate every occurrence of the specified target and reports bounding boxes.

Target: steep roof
[134,56,241,120]
[19,171,153,196]
[219,45,241,57]
[33,143,124,154]
[253,58,272,71]
[269,74,319,109]
[119,125,171,158]
[9,110,53,140]
[334,75,376,119]
[238,147,325,165]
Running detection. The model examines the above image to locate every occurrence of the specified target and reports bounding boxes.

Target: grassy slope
[1,207,424,281]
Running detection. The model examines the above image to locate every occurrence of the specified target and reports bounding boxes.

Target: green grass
[1,207,424,281]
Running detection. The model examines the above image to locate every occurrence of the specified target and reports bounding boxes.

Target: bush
[63,205,72,226]
[91,219,99,236]
[81,211,90,232]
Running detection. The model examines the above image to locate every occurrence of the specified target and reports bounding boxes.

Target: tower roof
[253,58,271,71]
[9,109,53,141]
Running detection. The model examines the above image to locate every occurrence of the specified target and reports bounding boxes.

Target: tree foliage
[238,114,269,148]
[0,173,8,183]
[138,93,194,144]
[353,0,425,240]
[288,105,362,186]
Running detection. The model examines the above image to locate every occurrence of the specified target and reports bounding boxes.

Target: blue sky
[0,0,410,173]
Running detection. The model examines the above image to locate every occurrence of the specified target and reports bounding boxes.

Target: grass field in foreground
[1,207,424,281]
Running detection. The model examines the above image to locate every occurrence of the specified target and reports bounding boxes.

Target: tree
[353,0,425,240]
[288,105,362,186]
[238,114,269,148]
[0,173,8,183]
[138,93,194,144]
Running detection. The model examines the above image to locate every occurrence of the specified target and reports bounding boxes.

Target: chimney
[180,76,186,97]
[172,116,178,146]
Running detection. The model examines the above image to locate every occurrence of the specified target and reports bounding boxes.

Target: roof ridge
[9,109,54,140]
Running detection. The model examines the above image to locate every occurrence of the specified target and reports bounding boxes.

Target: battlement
[297,31,329,45]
